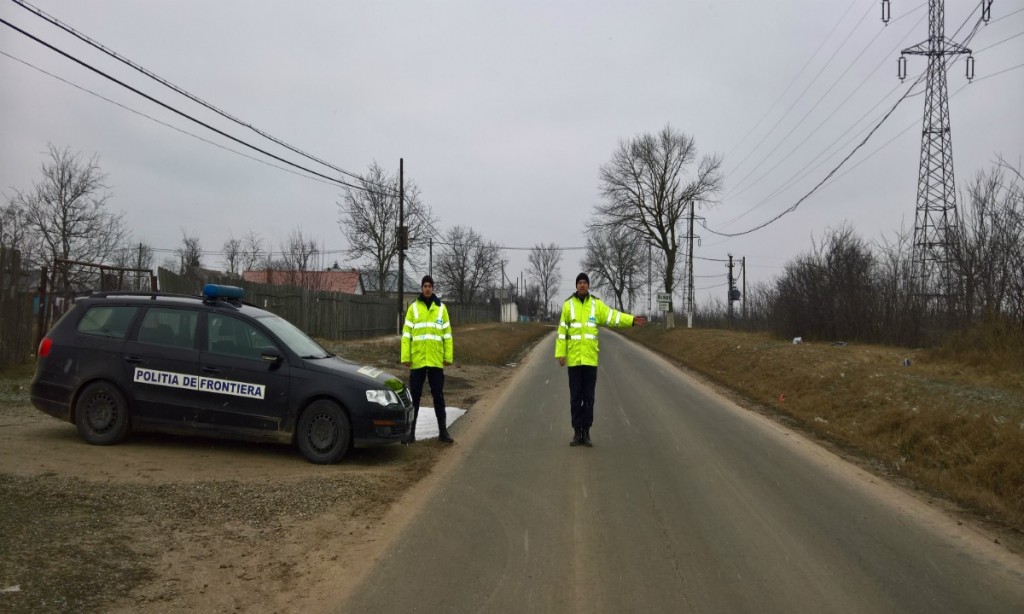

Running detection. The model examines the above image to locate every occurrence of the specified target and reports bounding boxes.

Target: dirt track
[0,362,510,613]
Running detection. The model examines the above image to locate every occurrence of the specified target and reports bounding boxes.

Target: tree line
[5,136,1018,350]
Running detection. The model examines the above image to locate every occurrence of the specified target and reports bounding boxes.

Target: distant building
[360,269,421,301]
[243,268,364,295]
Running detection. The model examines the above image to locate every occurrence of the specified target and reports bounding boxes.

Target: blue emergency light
[202,284,244,301]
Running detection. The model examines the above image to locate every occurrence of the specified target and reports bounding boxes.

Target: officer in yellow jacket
[555,272,646,447]
[401,275,454,444]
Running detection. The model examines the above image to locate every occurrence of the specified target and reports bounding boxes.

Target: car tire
[296,400,351,464]
[74,381,130,445]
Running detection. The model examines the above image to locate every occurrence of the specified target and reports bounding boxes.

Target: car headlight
[365,389,399,406]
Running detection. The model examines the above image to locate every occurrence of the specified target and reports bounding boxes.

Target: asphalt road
[339,331,1024,613]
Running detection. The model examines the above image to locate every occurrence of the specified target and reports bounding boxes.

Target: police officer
[401,275,455,444]
[555,272,647,447]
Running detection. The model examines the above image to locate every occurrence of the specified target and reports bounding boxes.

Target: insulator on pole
[881,0,890,25]
[982,0,993,23]
[898,55,907,82]
[966,55,975,81]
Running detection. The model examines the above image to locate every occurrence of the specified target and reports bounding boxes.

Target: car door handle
[125,356,143,363]
[201,366,221,374]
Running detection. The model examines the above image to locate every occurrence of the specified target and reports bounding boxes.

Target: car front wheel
[74,381,130,445]
[296,400,351,464]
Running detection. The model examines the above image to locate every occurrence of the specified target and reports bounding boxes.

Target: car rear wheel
[75,381,130,445]
[296,400,351,464]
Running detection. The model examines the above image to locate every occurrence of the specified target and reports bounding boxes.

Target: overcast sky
[2,0,1022,314]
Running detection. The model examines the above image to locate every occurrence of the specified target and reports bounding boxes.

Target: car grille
[400,387,413,409]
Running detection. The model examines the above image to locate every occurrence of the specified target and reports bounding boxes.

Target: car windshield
[256,314,331,359]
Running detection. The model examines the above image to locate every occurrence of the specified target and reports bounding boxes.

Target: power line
[725,9,928,204]
[702,70,927,239]
[703,5,996,239]
[0,50,343,189]
[725,0,876,181]
[723,0,862,162]
[10,0,396,196]
[0,17,386,195]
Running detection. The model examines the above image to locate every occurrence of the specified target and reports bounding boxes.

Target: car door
[123,306,201,428]
[195,312,291,436]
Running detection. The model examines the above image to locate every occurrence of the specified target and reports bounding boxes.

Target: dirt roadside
[0,359,517,614]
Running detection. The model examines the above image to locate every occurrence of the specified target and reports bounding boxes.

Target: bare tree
[222,237,242,275]
[0,198,34,263]
[434,226,505,303]
[338,162,436,297]
[11,144,127,290]
[176,232,203,274]
[950,164,1024,324]
[240,230,268,272]
[110,240,155,290]
[582,224,647,311]
[527,243,562,318]
[278,227,324,289]
[594,125,722,328]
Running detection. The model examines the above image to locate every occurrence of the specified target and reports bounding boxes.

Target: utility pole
[397,158,405,334]
[686,200,696,329]
[727,254,735,325]
[885,0,983,304]
[741,256,747,321]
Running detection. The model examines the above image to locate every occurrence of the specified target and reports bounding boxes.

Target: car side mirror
[260,347,283,363]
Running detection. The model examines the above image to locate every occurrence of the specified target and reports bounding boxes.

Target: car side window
[137,307,198,349]
[77,306,139,338]
[207,313,275,361]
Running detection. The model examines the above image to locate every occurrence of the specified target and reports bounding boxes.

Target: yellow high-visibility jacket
[554,293,634,367]
[401,296,453,368]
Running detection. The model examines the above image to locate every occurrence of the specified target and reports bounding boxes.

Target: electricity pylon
[883,0,984,302]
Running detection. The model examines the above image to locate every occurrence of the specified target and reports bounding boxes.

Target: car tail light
[38,337,53,358]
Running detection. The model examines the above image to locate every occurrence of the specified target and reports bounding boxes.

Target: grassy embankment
[621,324,1024,535]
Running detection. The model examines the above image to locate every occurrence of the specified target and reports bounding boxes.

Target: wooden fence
[157,268,499,340]
[0,248,36,368]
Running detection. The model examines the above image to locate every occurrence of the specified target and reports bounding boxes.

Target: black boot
[582,427,593,447]
[437,415,454,444]
[570,428,583,447]
[402,409,417,444]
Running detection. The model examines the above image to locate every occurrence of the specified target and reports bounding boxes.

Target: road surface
[338,331,1024,613]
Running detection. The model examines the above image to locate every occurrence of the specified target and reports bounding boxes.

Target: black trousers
[567,365,598,429]
[409,366,446,423]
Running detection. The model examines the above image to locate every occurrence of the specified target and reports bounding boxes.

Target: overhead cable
[0,17,386,195]
[10,0,395,195]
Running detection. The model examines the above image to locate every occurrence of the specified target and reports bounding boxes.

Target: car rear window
[77,305,139,338]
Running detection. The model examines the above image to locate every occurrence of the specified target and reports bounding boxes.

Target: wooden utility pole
[397,158,405,334]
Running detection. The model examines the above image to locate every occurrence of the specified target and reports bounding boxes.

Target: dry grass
[320,322,552,368]
[621,326,1024,534]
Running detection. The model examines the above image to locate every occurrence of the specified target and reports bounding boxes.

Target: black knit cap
[421,275,435,287]
[575,272,590,285]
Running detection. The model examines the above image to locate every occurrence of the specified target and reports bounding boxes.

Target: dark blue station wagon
[30,285,413,463]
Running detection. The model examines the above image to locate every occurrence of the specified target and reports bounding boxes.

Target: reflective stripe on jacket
[554,294,634,367]
[401,298,453,368]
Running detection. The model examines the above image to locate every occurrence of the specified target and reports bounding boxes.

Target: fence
[157,268,500,340]
[0,248,36,368]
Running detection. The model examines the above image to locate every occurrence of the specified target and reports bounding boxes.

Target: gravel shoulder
[0,361,514,614]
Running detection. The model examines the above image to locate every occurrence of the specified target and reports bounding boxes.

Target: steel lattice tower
[889,0,972,300]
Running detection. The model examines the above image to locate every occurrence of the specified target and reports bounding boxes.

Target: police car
[30,284,414,464]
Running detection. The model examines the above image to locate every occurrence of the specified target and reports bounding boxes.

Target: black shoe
[570,428,583,447]
[438,430,454,444]
[582,428,593,447]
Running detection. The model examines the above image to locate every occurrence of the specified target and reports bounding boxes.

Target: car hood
[301,356,406,392]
